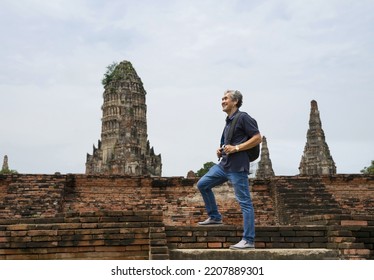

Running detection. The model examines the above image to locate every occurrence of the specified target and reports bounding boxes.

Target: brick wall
[1,173,374,259]
[63,175,278,226]
[0,174,66,218]
[1,174,374,226]
[0,211,167,260]
[300,214,374,260]
[322,175,374,215]
[0,174,374,226]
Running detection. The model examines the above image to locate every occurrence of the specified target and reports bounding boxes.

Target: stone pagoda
[256,136,275,179]
[86,61,162,176]
[1,155,9,172]
[299,100,336,176]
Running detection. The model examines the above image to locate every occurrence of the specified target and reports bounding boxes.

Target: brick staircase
[165,225,340,260]
[271,177,343,224]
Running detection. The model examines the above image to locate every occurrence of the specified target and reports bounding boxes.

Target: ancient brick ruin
[1,61,373,260]
[299,100,336,176]
[255,136,275,179]
[1,156,9,171]
[85,61,161,176]
[0,174,373,259]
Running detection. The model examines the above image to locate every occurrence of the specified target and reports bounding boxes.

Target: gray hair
[225,90,243,108]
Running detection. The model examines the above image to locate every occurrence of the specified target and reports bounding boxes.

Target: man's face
[221,92,237,113]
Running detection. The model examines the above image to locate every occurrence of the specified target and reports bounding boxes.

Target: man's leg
[197,164,227,221]
[229,172,255,244]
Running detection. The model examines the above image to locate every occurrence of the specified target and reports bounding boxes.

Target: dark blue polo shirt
[219,110,259,173]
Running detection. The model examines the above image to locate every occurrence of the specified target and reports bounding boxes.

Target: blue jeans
[197,164,255,243]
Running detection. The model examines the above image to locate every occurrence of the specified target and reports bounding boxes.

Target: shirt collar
[226,109,240,123]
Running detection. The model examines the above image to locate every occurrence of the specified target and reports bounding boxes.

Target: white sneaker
[229,239,255,250]
[198,217,223,225]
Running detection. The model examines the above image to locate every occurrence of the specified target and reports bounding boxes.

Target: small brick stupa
[1,155,9,172]
[86,61,162,176]
[299,100,336,176]
[256,136,275,179]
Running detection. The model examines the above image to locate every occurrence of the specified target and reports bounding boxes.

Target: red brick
[342,249,370,255]
[0,237,8,242]
[341,220,368,226]
[208,242,223,248]
[27,230,58,237]
[7,225,28,231]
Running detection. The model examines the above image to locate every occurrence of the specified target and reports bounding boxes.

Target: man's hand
[223,145,236,154]
[216,147,223,159]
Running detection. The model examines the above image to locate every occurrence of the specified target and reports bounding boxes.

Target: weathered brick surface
[2,174,373,227]
[0,211,164,260]
[0,174,66,218]
[323,175,374,216]
[1,173,374,259]
[165,222,374,259]
[165,225,331,250]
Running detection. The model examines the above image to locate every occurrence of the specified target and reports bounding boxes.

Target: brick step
[287,209,343,216]
[277,187,327,192]
[281,193,335,199]
[286,210,342,217]
[284,205,342,210]
[284,203,338,208]
[169,248,340,260]
[284,201,340,210]
[278,190,329,195]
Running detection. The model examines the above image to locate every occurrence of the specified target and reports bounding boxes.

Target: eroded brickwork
[1,174,373,224]
[299,100,336,175]
[256,136,275,179]
[0,211,166,260]
[1,174,373,259]
[86,61,161,176]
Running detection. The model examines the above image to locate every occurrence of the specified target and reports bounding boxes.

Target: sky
[0,0,373,177]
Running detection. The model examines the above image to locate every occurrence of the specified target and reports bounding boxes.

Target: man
[197,90,262,249]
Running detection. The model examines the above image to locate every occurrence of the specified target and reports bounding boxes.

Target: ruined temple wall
[0,176,9,201]
[0,174,277,226]
[322,175,374,215]
[63,176,277,226]
[63,175,154,213]
[0,211,164,260]
[2,174,374,260]
[1,174,374,225]
[0,174,66,218]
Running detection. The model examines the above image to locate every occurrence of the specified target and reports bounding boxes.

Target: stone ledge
[170,248,340,260]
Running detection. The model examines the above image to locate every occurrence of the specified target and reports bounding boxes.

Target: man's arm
[223,133,262,154]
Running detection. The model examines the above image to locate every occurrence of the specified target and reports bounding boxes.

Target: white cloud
[1,0,373,176]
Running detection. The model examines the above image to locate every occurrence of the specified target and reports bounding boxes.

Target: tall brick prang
[299,100,336,176]
[86,61,162,176]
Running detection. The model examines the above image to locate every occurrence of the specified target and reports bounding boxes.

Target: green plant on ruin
[0,167,18,175]
[196,161,215,177]
[361,160,374,175]
[101,61,119,87]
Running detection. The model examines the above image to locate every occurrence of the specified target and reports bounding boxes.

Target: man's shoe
[229,239,255,250]
[198,217,223,225]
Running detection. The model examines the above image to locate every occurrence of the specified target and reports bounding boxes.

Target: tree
[0,167,18,174]
[196,161,215,177]
[101,61,119,87]
[361,160,374,175]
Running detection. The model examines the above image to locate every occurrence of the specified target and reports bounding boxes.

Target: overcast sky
[1,0,373,177]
